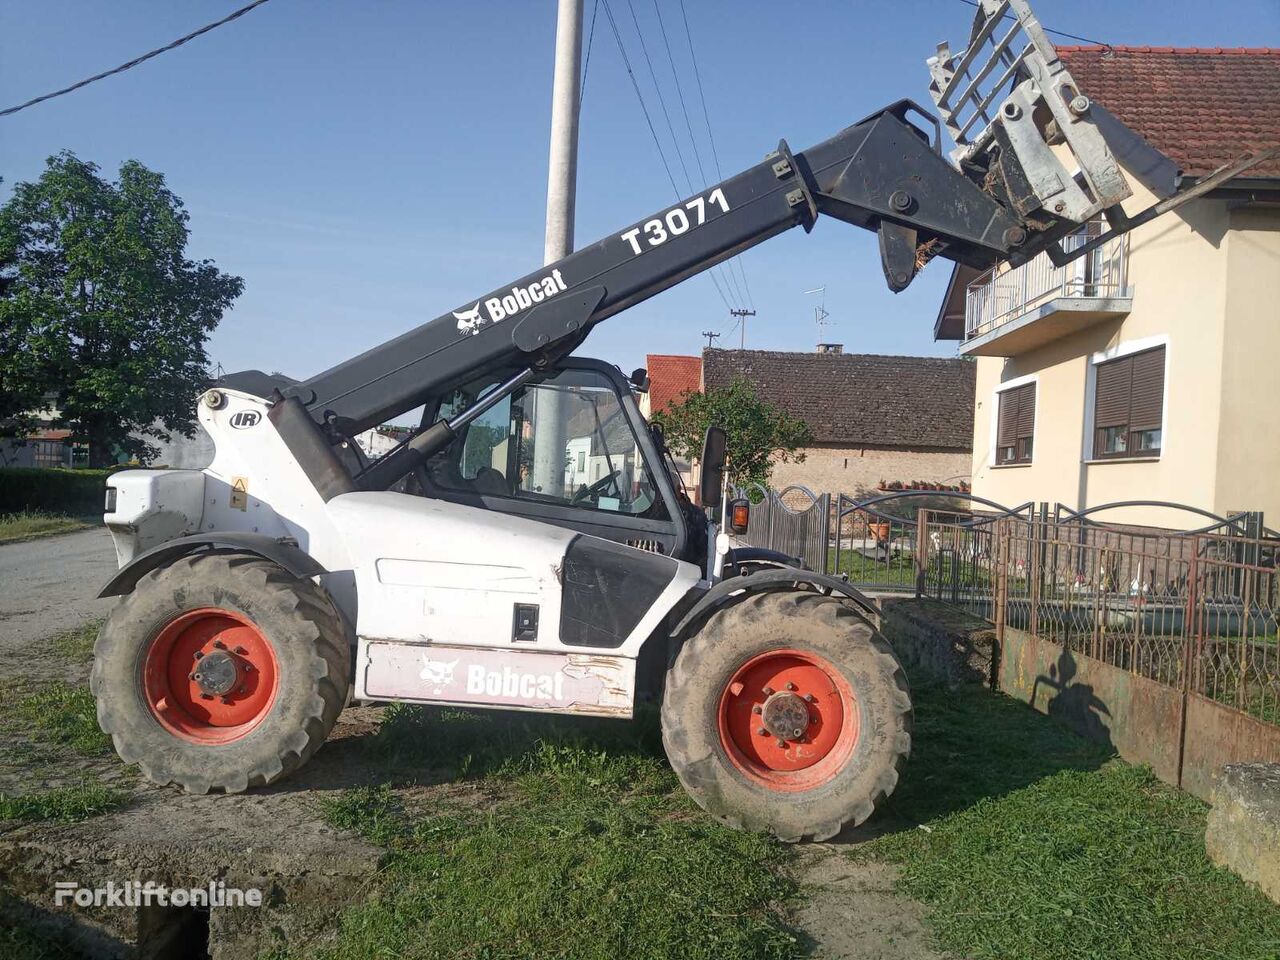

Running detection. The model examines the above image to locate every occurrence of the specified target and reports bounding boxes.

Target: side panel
[361,642,635,717]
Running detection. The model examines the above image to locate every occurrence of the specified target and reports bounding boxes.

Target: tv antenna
[803,286,831,344]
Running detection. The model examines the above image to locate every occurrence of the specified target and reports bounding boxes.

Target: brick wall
[767,443,971,497]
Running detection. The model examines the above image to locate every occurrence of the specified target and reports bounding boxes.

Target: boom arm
[284,100,1031,439]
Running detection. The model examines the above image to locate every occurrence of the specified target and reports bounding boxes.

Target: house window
[996,382,1035,465]
[1093,345,1165,459]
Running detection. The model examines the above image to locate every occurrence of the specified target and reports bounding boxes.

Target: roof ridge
[1058,44,1280,55]
[706,347,969,364]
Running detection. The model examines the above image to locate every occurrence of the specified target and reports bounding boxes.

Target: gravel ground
[0,526,116,650]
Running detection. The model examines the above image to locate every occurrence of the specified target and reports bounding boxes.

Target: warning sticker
[230,476,248,511]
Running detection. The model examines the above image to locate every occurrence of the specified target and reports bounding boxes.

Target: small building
[933,46,1280,528]
[695,346,976,496]
[639,354,704,490]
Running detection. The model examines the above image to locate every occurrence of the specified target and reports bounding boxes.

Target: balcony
[961,229,1133,357]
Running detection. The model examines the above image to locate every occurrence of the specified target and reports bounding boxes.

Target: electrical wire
[953,0,1112,49]
[0,0,273,118]
[580,0,601,104]
[648,0,750,311]
[600,0,734,313]
[621,0,743,310]
[675,0,755,312]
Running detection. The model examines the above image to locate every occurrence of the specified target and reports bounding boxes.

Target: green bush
[0,467,115,514]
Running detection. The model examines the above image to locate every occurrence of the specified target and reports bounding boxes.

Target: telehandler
[91,0,1247,839]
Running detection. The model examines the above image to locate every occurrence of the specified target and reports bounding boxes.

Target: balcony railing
[965,228,1131,341]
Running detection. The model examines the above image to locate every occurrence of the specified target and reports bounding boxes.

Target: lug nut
[792,728,804,738]
[763,686,775,696]
[233,645,247,655]
[238,686,246,694]
[776,738,787,748]
[220,696,233,705]
[193,673,202,682]
[193,651,204,660]
[213,640,226,650]
[786,681,797,691]
[752,705,763,715]
[804,693,816,703]
[199,693,213,701]
[757,727,768,737]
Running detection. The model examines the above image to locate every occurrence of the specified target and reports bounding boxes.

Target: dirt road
[0,527,116,649]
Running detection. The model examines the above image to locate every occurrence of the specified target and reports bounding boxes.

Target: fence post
[819,492,832,576]
[1028,511,1041,641]
[1175,543,1200,790]
[995,518,1009,648]
[915,508,928,599]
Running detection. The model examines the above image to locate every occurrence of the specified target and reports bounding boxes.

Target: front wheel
[661,590,911,842]
[91,553,350,794]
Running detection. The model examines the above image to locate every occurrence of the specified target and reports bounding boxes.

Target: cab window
[430,368,670,520]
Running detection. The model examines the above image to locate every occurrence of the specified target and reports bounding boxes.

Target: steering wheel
[572,469,623,505]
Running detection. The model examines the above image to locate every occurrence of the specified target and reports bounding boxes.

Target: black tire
[661,590,911,842]
[90,553,350,794]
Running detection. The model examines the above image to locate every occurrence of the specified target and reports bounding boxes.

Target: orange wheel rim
[142,607,279,745]
[716,648,859,792]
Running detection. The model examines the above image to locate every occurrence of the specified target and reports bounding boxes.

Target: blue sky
[2,0,1277,385]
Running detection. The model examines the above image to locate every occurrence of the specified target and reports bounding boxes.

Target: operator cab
[412,358,704,561]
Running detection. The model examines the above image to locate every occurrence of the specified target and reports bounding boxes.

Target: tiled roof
[702,349,975,449]
[645,354,703,415]
[1059,46,1280,178]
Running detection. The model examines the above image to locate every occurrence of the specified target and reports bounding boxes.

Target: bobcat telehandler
[90,0,1252,840]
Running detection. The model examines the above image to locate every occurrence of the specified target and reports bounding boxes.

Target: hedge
[0,468,117,515]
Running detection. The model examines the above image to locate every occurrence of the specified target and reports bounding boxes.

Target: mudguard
[670,566,881,642]
[98,532,327,598]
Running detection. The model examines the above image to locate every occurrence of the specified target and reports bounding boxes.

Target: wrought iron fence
[916,509,1280,728]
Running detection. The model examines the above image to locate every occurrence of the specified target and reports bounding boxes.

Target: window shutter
[997,382,1034,459]
[1094,356,1132,429]
[1129,346,1165,430]
[1015,384,1035,440]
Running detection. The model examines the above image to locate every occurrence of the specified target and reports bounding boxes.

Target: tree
[652,376,813,488]
[0,152,243,465]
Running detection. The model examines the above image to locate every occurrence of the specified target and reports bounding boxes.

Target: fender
[670,566,880,642]
[722,546,804,577]
[98,532,328,598]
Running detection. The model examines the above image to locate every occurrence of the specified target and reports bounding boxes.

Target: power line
[648,0,749,311]
[600,0,734,313]
[580,0,601,104]
[621,0,743,309]
[0,0,273,118]
[953,0,1112,49]
[675,0,755,312]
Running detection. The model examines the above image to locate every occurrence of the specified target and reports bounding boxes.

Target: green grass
[0,783,126,824]
[0,510,89,544]
[5,681,110,756]
[306,706,799,960]
[864,681,1280,960]
[0,924,85,960]
[49,619,102,663]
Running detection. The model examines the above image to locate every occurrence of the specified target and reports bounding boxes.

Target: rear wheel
[91,553,350,794]
[661,590,911,841]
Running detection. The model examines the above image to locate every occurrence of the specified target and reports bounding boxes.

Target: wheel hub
[192,650,238,696]
[143,608,279,745]
[716,648,860,791]
[761,691,810,741]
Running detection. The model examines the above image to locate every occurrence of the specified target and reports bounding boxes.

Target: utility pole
[532,0,584,498]
[730,308,756,349]
[701,330,720,349]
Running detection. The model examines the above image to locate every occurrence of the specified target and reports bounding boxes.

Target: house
[639,354,704,489]
[934,46,1280,529]
[700,346,975,495]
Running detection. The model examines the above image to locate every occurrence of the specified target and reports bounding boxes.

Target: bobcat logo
[452,303,485,336]
[419,656,460,694]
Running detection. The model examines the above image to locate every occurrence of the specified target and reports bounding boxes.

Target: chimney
[816,343,843,355]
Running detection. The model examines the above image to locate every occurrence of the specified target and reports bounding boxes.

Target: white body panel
[105,388,704,718]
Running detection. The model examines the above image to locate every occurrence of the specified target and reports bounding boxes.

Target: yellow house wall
[1216,206,1280,519]
[970,165,1245,529]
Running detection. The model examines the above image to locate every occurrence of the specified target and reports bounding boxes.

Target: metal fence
[917,509,1280,729]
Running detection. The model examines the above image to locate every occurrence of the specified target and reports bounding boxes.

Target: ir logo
[229,411,261,430]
